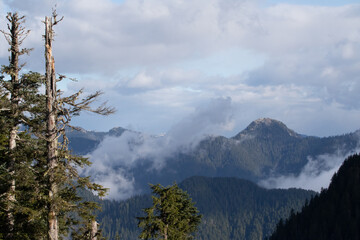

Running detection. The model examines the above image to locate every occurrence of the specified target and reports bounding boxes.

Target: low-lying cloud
[82,97,233,199]
[259,147,360,192]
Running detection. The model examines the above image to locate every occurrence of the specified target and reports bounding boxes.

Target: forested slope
[269,154,360,240]
[97,176,315,239]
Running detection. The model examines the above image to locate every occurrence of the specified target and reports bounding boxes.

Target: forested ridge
[67,118,360,196]
[94,176,314,239]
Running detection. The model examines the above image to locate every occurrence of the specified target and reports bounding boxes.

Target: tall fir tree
[0,13,30,238]
[0,13,47,240]
[138,183,202,240]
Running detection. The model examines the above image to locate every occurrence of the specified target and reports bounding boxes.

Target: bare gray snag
[43,10,114,240]
[91,220,98,240]
[45,13,60,240]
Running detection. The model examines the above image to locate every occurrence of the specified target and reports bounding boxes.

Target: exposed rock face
[234,118,301,140]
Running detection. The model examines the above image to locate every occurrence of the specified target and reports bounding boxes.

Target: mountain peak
[108,127,126,136]
[253,118,282,126]
[233,118,301,139]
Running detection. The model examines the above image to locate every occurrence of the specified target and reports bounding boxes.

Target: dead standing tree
[44,11,114,240]
[44,13,61,240]
[0,12,32,239]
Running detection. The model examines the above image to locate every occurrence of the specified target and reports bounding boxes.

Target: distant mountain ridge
[67,126,126,155]
[68,118,360,195]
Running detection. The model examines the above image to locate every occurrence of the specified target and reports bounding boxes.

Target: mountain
[191,118,358,178]
[268,154,360,240]
[234,118,302,139]
[67,126,126,155]
[131,118,358,192]
[67,118,360,195]
[97,176,315,240]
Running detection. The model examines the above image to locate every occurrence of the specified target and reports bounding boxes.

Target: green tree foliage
[98,177,313,239]
[0,13,48,239]
[137,183,202,240]
[268,154,360,240]
[0,11,114,239]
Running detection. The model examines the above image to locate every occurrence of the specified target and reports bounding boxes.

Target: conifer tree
[1,10,114,239]
[138,183,202,240]
[0,12,46,239]
[0,13,30,238]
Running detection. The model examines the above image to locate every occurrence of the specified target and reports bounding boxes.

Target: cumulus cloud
[82,97,233,199]
[259,146,360,192]
[245,4,360,109]
[1,0,260,73]
[2,0,360,137]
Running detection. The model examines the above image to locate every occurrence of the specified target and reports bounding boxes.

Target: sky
[1,0,360,138]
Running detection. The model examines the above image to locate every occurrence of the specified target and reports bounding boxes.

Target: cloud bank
[259,147,360,192]
[82,97,233,199]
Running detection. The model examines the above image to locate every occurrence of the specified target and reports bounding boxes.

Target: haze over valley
[69,117,360,200]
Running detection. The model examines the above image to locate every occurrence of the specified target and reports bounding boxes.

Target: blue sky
[1,0,360,137]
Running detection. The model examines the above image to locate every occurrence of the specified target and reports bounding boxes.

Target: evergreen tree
[138,183,202,240]
[0,12,47,239]
[1,10,114,239]
[268,154,360,240]
[98,176,314,239]
[0,12,31,239]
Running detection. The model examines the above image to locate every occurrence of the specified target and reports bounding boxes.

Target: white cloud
[82,97,233,199]
[1,0,360,137]
[90,167,137,200]
[1,0,262,73]
[259,146,360,192]
[127,71,160,89]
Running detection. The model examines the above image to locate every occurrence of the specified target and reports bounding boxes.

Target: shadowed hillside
[269,154,360,240]
[97,176,315,239]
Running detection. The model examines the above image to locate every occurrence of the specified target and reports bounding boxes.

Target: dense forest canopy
[95,176,314,239]
[269,154,360,240]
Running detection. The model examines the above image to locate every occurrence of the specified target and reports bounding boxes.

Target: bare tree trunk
[45,16,58,240]
[4,13,21,240]
[42,11,110,240]
[6,128,16,240]
[91,220,98,240]
[164,224,168,240]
